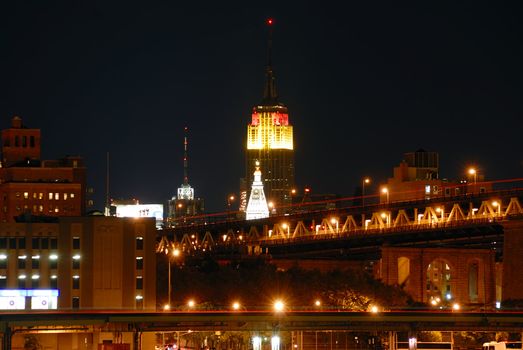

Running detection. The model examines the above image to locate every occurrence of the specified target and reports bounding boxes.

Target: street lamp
[468,168,477,184]
[281,223,290,238]
[362,178,370,208]
[227,194,235,220]
[330,217,339,233]
[166,247,181,309]
[381,187,389,204]
[274,299,285,312]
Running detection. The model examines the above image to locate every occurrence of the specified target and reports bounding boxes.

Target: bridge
[157,180,523,306]
[2,310,523,349]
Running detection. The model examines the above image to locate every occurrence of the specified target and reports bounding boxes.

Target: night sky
[2,2,522,213]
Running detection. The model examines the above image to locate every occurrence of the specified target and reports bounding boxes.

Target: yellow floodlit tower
[245,19,295,211]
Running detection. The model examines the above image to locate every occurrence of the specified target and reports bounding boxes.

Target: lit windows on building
[72,275,80,289]
[136,257,143,270]
[23,192,29,199]
[48,193,53,200]
[18,275,26,289]
[18,255,26,269]
[50,275,58,289]
[54,193,59,200]
[136,276,143,290]
[63,193,68,200]
[31,255,40,269]
[49,254,58,270]
[0,275,6,289]
[38,193,43,200]
[136,237,143,250]
[72,296,80,309]
[72,254,81,269]
[0,254,7,269]
[31,274,39,288]
[70,193,75,199]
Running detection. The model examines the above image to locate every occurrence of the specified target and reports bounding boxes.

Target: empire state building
[245,19,295,210]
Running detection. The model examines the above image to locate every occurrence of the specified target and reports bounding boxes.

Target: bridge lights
[273,300,285,312]
[452,302,460,311]
[330,218,339,233]
[314,299,321,308]
[252,336,262,350]
[362,178,371,207]
[232,301,241,310]
[369,305,379,313]
[492,201,501,216]
[281,223,290,237]
[187,299,196,308]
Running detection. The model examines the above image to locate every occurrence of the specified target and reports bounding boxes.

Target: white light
[0,254,6,260]
[274,300,284,312]
[18,255,27,259]
[446,293,452,300]
[452,303,460,311]
[50,275,57,279]
[271,336,281,350]
[49,254,58,260]
[496,301,501,309]
[18,275,26,279]
[135,295,143,300]
[72,254,81,260]
[252,336,262,350]
[73,275,80,279]
[32,275,40,280]
[370,305,379,313]
[32,255,40,259]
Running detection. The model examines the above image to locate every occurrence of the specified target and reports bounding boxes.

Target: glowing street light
[314,299,321,308]
[187,299,196,308]
[362,178,370,208]
[273,300,285,312]
[232,301,241,310]
[468,168,477,182]
[370,305,379,313]
[281,223,290,237]
[330,218,339,233]
[167,247,182,309]
[381,187,389,204]
[492,200,501,216]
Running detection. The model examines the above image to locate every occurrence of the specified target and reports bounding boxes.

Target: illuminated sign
[115,204,163,220]
[0,289,59,310]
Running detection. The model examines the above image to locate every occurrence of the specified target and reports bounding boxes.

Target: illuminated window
[18,255,26,269]
[425,185,431,194]
[136,276,143,290]
[54,207,59,213]
[70,193,75,199]
[72,254,80,269]
[72,296,80,309]
[31,274,39,288]
[32,192,37,199]
[31,255,40,269]
[54,193,59,201]
[16,192,20,198]
[72,237,80,249]
[32,205,37,212]
[38,205,43,212]
[136,237,143,250]
[72,275,80,289]
[136,257,143,270]
[48,193,53,200]
[23,192,29,199]
[63,193,68,200]
[0,254,7,269]
[50,275,58,289]
[0,275,6,289]
[18,276,26,289]
[38,193,43,200]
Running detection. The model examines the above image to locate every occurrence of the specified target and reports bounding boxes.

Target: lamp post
[166,248,180,309]
[381,187,389,204]
[362,178,370,208]
[227,194,235,221]
[468,168,477,194]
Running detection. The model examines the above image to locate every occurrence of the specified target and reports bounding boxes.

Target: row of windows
[0,275,143,291]
[0,236,141,251]
[4,135,36,148]
[6,204,77,214]
[14,192,76,201]
[0,237,58,250]
[0,275,57,289]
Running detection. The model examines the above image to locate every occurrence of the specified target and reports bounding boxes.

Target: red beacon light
[267,18,274,25]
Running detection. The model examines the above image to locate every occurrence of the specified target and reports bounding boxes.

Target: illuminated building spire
[262,18,279,106]
[246,161,270,220]
[177,127,194,200]
[183,126,189,186]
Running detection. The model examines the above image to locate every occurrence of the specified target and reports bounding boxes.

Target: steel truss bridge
[158,181,523,259]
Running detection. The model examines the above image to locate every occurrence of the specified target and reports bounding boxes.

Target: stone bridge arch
[378,247,495,307]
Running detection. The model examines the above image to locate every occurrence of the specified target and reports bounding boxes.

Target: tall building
[245,21,295,211]
[0,116,87,222]
[246,161,270,220]
[167,127,204,226]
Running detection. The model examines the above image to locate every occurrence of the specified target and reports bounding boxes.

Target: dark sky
[1,1,522,212]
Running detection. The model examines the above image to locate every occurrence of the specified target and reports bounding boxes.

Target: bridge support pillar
[502,220,523,301]
[2,327,11,350]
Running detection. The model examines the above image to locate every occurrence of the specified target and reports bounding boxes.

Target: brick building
[0,116,87,222]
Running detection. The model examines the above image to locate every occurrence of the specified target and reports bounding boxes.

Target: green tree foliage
[164,256,413,310]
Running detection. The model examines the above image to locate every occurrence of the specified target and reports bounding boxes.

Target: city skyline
[2,2,521,212]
